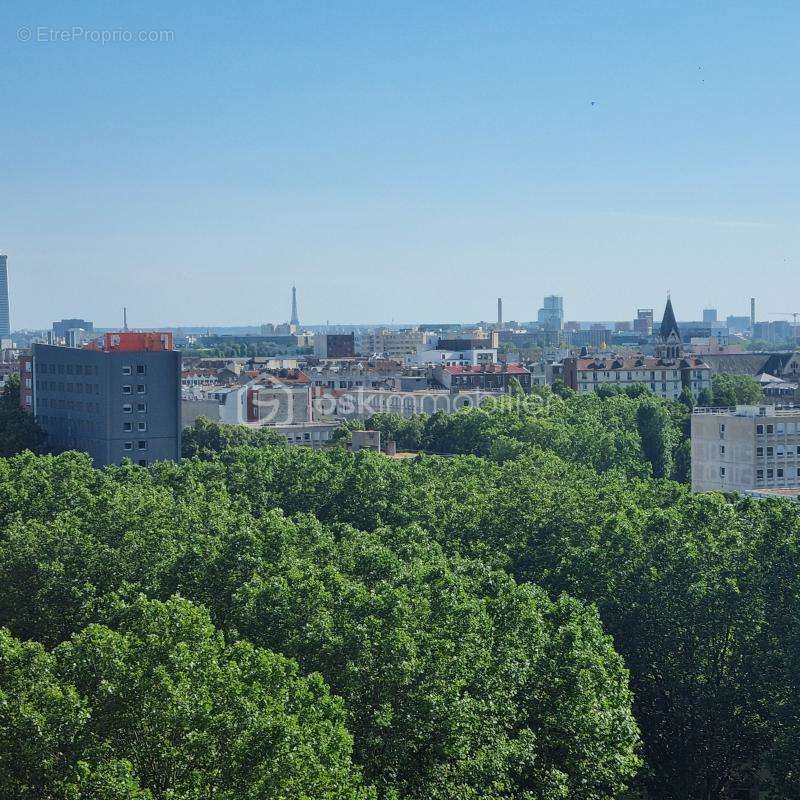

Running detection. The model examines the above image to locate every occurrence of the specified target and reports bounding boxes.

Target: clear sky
[2,1,798,328]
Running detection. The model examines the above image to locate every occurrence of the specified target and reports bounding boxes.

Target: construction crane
[771,312,800,325]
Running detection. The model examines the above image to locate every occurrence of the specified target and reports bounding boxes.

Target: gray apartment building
[29,332,181,466]
[691,404,800,493]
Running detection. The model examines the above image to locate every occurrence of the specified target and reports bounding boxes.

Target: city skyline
[3,1,799,327]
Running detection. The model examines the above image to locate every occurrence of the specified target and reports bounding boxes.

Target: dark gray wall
[32,344,181,467]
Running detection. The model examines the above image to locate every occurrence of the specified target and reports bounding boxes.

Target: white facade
[405,346,497,367]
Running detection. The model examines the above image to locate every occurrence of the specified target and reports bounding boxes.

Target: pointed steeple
[656,296,683,362]
[659,296,680,342]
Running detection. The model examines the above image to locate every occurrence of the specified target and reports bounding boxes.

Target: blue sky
[1,1,798,328]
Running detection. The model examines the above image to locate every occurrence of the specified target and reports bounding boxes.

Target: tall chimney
[750,297,756,328]
[497,297,503,328]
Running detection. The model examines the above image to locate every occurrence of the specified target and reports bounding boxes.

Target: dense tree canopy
[1,387,799,799]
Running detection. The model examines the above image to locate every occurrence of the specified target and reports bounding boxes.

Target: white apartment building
[355,328,433,359]
[691,405,800,493]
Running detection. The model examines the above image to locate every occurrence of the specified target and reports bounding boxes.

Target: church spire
[657,297,682,361]
[659,296,680,342]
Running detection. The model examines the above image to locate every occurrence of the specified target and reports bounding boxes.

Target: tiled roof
[574,355,710,371]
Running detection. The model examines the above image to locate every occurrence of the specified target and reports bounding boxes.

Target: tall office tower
[750,298,756,328]
[634,308,654,336]
[290,284,300,328]
[24,332,181,467]
[497,297,503,328]
[0,254,10,339]
[537,295,564,330]
[702,308,718,324]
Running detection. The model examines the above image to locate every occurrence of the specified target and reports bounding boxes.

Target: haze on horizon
[2,1,798,329]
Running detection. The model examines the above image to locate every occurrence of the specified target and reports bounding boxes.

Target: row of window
[123,402,147,413]
[123,441,148,451]
[756,422,799,435]
[37,416,99,433]
[122,365,147,376]
[720,466,800,480]
[756,467,800,481]
[39,399,101,413]
[37,363,99,376]
[757,445,800,457]
[122,385,147,395]
[579,371,680,380]
[37,380,100,395]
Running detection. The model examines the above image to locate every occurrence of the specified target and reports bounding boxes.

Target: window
[122,404,132,413]
[777,468,784,478]
[767,469,774,479]
[136,385,146,394]
[767,424,774,434]
[122,385,132,394]
[767,447,774,457]
[137,402,147,413]
[138,459,147,467]
[122,365,132,375]
[123,422,132,432]
[123,441,133,451]
[137,440,147,450]
[137,422,147,432]
[757,424,764,434]
[136,365,146,375]
[719,467,726,478]
[720,445,725,455]
[757,447,764,457]
[757,469,764,479]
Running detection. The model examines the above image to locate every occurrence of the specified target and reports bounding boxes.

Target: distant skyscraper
[537,295,563,330]
[702,308,717,324]
[0,254,9,339]
[634,308,654,336]
[290,284,300,328]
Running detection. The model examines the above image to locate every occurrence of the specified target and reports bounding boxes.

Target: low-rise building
[691,405,800,493]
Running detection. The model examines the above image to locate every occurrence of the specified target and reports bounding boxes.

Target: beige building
[691,405,800,493]
[355,328,433,359]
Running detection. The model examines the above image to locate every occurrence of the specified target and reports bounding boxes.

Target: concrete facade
[31,341,181,466]
[691,405,800,493]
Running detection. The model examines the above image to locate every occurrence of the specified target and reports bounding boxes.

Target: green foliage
[181,416,285,459]
[0,596,371,800]
[0,451,641,800]
[636,399,674,478]
[2,382,800,799]
[710,373,764,407]
[0,374,45,456]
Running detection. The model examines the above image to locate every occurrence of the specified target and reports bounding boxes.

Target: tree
[0,374,45,456]
[711,374,763,407]
[0,597,373,800]
[636,399,674,478]
[181,417,285,459]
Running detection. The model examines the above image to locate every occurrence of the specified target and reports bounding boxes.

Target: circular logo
[17,26,32,42]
